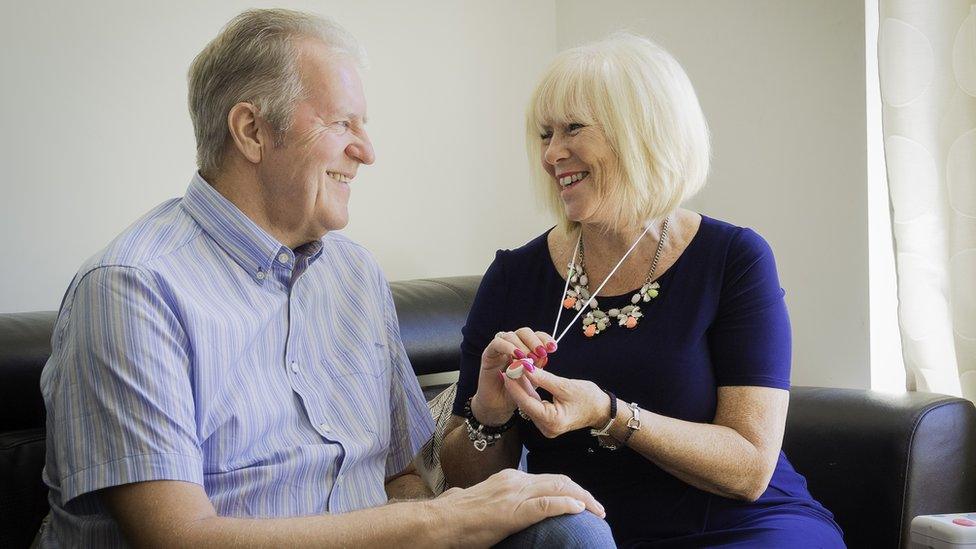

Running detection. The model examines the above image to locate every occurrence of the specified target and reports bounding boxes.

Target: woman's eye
[567,123,585,133]
[540,130,553,140]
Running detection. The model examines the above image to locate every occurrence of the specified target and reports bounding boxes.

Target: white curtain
[879,1,976,398]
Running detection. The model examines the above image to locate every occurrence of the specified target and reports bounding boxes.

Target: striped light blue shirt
[39,173,434,547]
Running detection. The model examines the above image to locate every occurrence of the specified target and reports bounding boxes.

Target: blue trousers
[494,511,616,548]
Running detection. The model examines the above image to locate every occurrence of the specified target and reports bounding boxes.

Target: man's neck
[207,167,320,250]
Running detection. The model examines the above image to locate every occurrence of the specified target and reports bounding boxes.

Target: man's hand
[427,469,605,547]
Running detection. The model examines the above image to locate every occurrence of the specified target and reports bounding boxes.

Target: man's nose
[349,131,375,165]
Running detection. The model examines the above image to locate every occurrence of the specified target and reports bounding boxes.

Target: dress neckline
[543,214,708,300]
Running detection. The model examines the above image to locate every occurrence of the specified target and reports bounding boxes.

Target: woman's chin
[562,206,599,226]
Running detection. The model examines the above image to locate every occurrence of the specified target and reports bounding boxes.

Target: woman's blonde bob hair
[526,33,710,232]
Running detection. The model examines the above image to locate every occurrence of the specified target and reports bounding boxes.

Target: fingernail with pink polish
[535,345,548,358]
[522,360,536,373]
[513,348,526,359]
[546,341,557,352]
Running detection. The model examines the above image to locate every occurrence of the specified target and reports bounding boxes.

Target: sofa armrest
[0,428,48,548]
[784,386,976,548]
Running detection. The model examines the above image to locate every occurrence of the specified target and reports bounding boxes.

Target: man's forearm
[103,480,444,549]
[102,467,608,549]
[142,500,440,548]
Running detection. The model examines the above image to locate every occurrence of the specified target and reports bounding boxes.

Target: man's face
[258,41,374,243]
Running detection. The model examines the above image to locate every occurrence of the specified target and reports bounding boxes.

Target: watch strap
[590,390,619,450]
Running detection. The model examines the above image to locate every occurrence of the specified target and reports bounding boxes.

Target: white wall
[556,0,870,389]
[1,1,870,389]
[0,0,558,312]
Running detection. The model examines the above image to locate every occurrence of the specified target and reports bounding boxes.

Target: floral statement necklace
[554,217,671,339]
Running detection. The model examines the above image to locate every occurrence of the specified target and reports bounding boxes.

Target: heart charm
[473,439,488,452]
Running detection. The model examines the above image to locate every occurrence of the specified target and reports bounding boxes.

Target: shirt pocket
[323,339,389,377]
[322,342,392,441]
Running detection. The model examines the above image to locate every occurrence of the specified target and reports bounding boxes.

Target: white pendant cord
[552,223,653,345]
[550,235,581,340]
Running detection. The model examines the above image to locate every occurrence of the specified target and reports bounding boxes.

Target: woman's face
[540,121,618,226]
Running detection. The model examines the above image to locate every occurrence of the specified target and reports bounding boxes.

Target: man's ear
[227,102,265,164]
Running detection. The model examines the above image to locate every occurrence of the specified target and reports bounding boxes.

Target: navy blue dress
[452,215,844,548]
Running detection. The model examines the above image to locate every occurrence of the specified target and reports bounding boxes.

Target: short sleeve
[451,250,510,416]
[708,229,792,389]
[43,266,203,506]
[381,280,435,477]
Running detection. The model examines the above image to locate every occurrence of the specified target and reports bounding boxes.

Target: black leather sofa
[2,275,975,548]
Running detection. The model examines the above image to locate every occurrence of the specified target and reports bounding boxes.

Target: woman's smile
[557,170,590,195]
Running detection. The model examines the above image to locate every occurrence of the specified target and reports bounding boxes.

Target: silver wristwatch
[622,402,641,445]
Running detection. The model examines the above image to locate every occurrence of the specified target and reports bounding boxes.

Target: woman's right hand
[472,328,557,425]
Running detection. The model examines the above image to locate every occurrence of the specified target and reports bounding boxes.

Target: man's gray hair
[188,9,366,177]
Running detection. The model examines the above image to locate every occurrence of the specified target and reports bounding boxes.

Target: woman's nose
[544,136,569,166]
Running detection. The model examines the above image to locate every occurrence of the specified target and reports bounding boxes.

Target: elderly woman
[439,34,844,547]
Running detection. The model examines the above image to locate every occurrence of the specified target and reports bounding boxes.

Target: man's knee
[494,511,616,548]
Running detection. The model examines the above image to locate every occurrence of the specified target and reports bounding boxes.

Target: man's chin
[320,214,350,233]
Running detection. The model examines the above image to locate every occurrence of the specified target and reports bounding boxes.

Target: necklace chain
[579,217,671,295]
[561,216,671,338]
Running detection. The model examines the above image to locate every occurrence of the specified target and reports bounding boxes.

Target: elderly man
[37,8,613,548]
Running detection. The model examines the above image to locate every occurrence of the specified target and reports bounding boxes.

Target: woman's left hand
[503,365,611,438]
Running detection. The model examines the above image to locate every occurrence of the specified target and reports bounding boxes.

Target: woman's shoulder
[492,228,556,264]
[695,214,775,259]
[475,228,557,305]
[692,214,779,287]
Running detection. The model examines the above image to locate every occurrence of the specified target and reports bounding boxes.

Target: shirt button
[256,271,266,280]
[290,361,299,373]
[278,252,290,264]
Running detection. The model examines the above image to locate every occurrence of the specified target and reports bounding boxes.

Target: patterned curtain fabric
[879,1,976,398]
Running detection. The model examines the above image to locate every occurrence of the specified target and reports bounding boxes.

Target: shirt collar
[182,172,305,283]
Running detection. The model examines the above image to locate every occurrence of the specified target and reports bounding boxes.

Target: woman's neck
[578,219,665,259]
